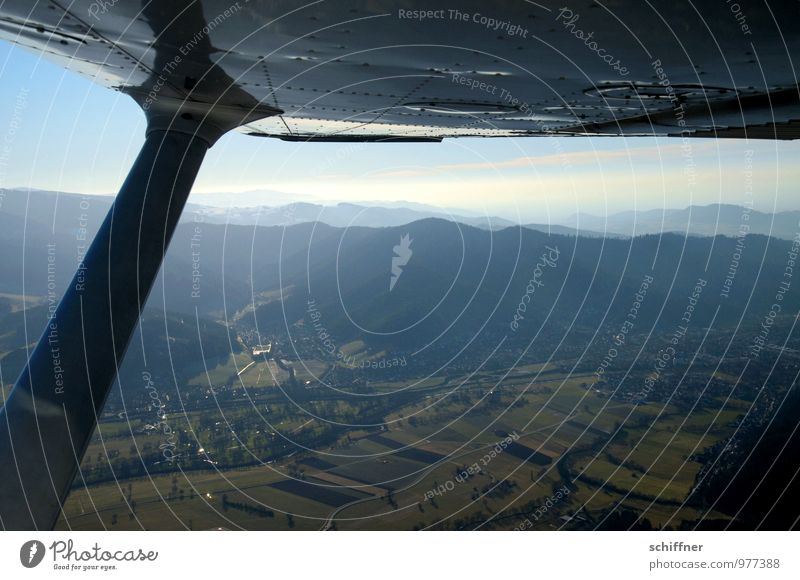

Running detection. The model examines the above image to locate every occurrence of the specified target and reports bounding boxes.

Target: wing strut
[0,98,279,530]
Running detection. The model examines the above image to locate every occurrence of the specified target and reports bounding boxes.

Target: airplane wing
[0,0,797,140]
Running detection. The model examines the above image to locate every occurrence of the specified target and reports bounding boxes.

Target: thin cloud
[372,141,721,178]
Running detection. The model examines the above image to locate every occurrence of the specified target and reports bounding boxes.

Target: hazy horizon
[2,40,800,224]
[5,185,800,227]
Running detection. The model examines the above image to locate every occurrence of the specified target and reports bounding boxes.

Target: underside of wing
[0,0,798,140]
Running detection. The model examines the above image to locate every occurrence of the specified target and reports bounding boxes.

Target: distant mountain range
[190,200,518,230]
[6,188,798,240]
[3,187,799,357]
[566,204,800,240]
[0,188,514,230]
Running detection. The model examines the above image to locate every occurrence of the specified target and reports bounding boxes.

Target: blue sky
[1,40,798,222]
